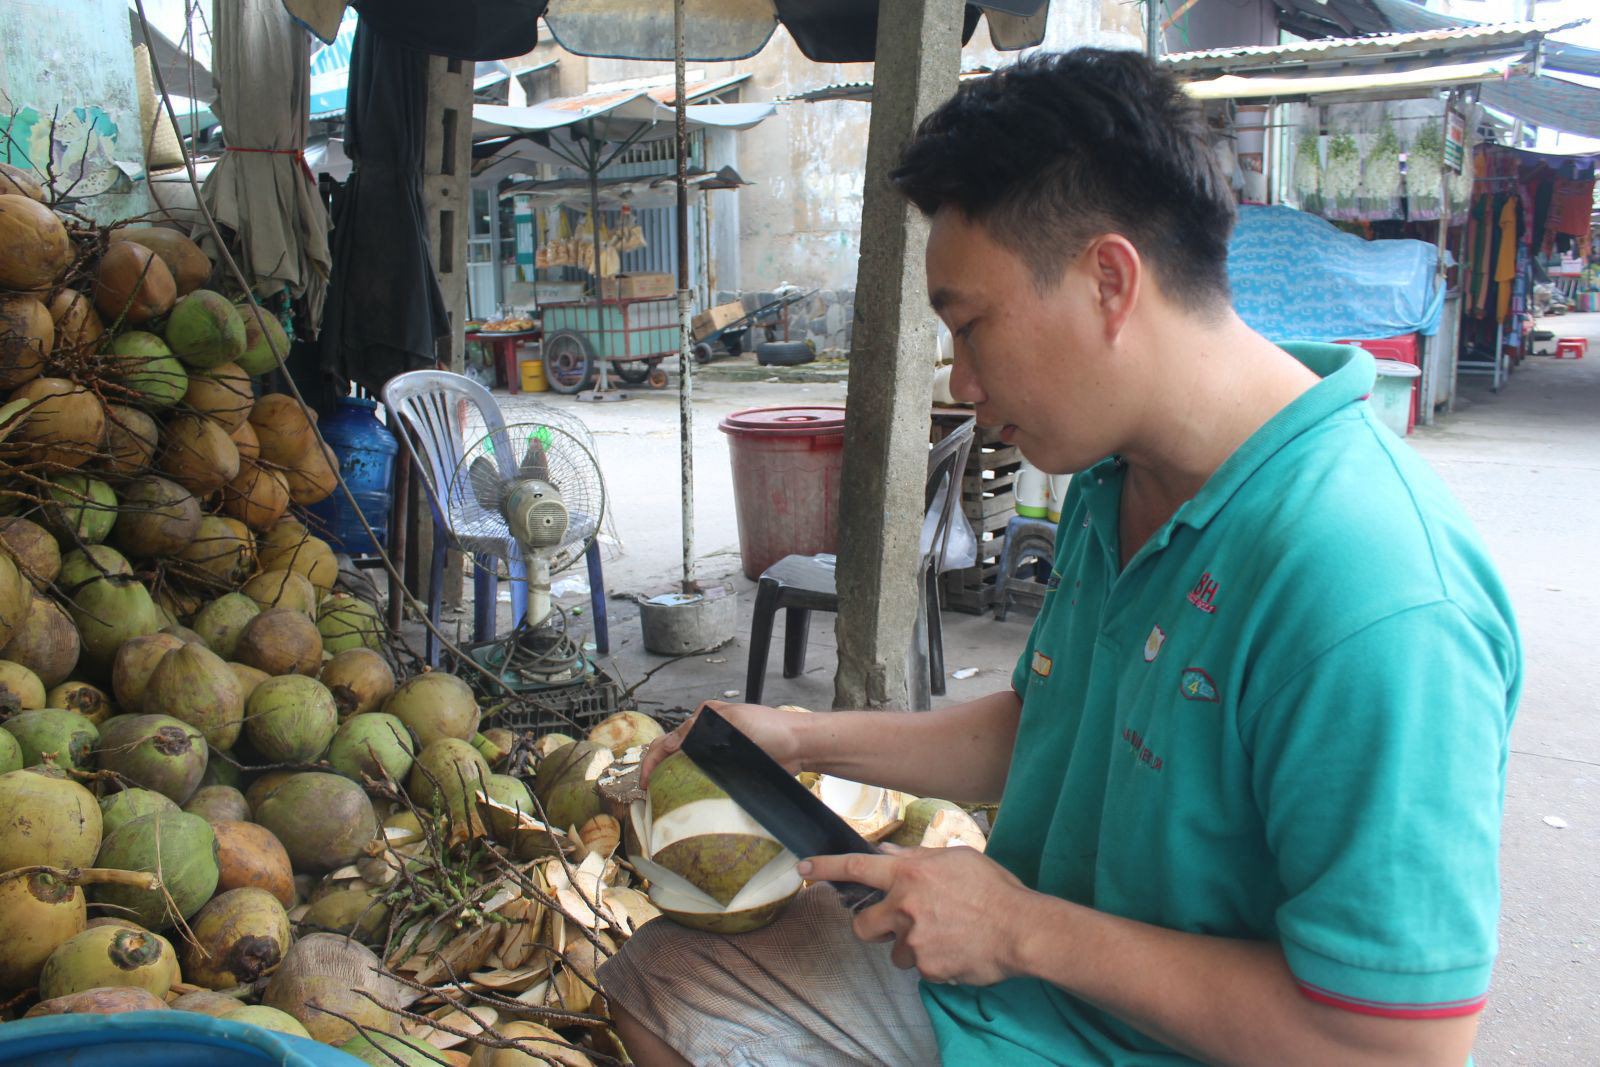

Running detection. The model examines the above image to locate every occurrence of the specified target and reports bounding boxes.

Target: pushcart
[694,287,815,363]
[540,295,678,394]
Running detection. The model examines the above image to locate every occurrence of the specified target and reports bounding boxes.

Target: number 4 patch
[1179,667,1219,703]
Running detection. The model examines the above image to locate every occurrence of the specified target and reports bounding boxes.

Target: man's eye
[956,322,975,342]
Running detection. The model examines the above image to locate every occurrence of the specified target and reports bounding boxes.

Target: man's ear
[1087,235,1141,344]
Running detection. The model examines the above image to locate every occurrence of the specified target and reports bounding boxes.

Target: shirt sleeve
[1239,599,1517,1019]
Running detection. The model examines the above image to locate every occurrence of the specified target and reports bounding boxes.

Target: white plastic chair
[382,370,610,665]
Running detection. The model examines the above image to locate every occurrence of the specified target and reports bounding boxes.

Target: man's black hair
[891,48,1236,309]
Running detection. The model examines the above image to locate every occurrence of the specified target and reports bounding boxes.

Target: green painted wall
[0,0,152,221]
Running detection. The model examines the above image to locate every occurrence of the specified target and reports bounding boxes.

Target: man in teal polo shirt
[602,49,1519,1066]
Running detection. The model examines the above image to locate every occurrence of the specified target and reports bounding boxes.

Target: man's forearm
[793,690,1021,804]
[1005,893,1479,1067]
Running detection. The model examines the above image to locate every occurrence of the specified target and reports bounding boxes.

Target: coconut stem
[0,865,161,891]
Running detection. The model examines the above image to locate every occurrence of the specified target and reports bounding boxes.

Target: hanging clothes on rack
[1494,192,1521,325]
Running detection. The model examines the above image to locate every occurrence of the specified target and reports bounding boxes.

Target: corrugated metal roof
[782,69,993,104]
[1160,19,1560,72]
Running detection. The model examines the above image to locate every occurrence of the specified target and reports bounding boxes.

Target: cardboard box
[600,272,675,300]
[692,301,746,340]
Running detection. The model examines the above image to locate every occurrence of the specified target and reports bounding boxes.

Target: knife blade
[680,706,885,913]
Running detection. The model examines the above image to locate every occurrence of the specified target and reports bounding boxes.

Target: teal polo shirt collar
[1077,343,1375,561]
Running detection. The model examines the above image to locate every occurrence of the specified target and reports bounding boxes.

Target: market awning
[500,164,751,206]
[1180,56,1522,102]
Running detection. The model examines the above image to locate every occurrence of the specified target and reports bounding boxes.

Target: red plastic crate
[1336,334,1420,433]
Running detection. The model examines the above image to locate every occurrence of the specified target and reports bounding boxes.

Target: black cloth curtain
[317,19,449,399]
[350,0,545,60]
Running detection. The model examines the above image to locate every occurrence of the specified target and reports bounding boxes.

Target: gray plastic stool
[994,516,1056,621]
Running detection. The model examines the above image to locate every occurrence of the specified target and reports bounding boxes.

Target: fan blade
[519,434,551,482]
[467,455,503,513]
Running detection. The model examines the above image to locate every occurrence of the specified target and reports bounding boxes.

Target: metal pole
[587,138,613,391]
[1146,0,1162,58]
[675,0,696,593]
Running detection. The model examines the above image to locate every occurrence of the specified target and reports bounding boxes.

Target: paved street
[484,317,1599,1062]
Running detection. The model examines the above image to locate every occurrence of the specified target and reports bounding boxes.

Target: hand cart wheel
[542,330,594,394]
[693,342,714,364]
[614,357,660,385]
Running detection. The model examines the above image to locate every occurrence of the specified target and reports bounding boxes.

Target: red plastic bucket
[718,406,847,580]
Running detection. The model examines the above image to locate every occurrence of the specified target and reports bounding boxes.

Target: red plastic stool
[1554,338,1587,359]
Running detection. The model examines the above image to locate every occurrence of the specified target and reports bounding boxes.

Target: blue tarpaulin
[1228,205,1444,342]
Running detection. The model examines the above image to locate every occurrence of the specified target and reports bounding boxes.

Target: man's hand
[640,700,808,787]
[801,845,1030,986]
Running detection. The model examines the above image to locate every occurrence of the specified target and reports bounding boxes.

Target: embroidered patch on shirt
[1179,667,1220,703]
[1187,571,1220,615]
[1143,625,1166,663]
[1032,650,1053,678]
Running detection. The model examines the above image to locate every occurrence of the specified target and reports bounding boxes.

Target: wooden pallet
[942,424,1015,615]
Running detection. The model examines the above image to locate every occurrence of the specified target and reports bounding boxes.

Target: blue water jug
[306,396,399,555]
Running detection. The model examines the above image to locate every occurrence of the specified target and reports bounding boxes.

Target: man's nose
[948,353,985,405]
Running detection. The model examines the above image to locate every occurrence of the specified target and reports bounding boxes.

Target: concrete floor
[460,316,1599,1062]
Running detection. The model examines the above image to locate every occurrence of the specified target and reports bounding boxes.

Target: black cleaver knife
[681,706,885,913]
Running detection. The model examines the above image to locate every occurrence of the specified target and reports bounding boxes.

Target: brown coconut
[111,632,187,709]
[0,516,61,590]
[181,886,292,990]
[211,819,295,907]
[157,413,240,496]
[0,194,73,291]
[171,990,244,1017]
[7,376,106,468]
[0,162,45,202]
[0,593,79,687]
[257,520,339,594]
[0,869,86,994]
[143,640,245,750]
[102,404,161,476]
[221,459,290,531]
[0,293,52,389]
[183,361,253,430]
[184,784,250,823]
[229,416,260,462]
[110,227,211,296]
[93,241,176,325]
[178,515,255,585]
[0,550,30,650]
[112,475,202,558]
[285,441,339,506]
[48,289,104,357]
[320,648,396,718]
[48,681,113,724]
[262,933,401,1044]
[249,393,316,467]
[25,986,169,1017]
[241,568,318,616]
[236,606,323,676]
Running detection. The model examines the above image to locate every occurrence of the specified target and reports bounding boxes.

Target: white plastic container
[1016,458,1049,519]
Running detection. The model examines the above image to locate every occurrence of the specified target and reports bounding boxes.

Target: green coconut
[164,289,245,369]
[236,304,289,376]
[481,772,535,844]
[338,1031,444,1066]
[327,711,414,785]
[0,767,102,869]
[198,749,245,791]
[532,741,613,833]
[244,769,295,812]
[628,750,802,933]
[384,671,480,749]
[0,658,45,712]
[96,713,208,804]
[244,673,337,762]
[24,986,170,1016]
[112,475,201,558]
[254,772,377,873]
[407,736,489,817]
[302,882,389,943]
[315,594,384,655]
[100,787,179,836]
[2,707,98,771]
[111,632,186,709]
[142,640,245,750]
[888,797,968,847]
[57,544,132,590]
[191,592,260,660]
[44,472,117,544]
[91,809,219,929]
[183,784,250,823]
[473,727,515,768]
[47,681,113,725]
[587,710,664,757]
[108,331,187,409]
[38,923,179,1000]
[181,886,291,989]
[1,594,81,687]
[70,576,163,677]
[0,869,86,994]
[180,515,255,585]
[0,726,19,773]
[222,1004,311,1038]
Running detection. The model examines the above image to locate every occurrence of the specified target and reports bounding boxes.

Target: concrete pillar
[832,0,963,711]
[409,55,473,609]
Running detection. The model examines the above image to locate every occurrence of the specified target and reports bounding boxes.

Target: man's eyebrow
[929,286,964,314]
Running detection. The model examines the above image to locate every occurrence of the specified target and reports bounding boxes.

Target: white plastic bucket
[1370,359,1420,437]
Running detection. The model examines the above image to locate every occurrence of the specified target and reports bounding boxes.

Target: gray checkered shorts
[598,885,941,1066]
